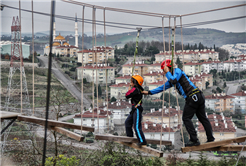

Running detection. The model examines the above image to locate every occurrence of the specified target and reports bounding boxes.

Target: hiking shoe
[206,139,215,143]
[185,140,200,147]
[137,142,147,147]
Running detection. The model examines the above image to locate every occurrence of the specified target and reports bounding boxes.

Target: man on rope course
[142,59,215,147]
[125,75,147,147]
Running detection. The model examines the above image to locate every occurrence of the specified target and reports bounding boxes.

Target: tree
[110,97,117,102]
[223,82,227,88]
[176,57,183,69]
[94,84,102,97]
[205,81,210,89]
[216,87,222,93]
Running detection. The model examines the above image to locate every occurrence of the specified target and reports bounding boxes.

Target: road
[37,56,90,108]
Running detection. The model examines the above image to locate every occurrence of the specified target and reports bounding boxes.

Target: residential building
[122,61,149,76]
[183,61,202,76]
[201,60,224,73]
[154,49,219,63]
[77,46,114,64]
[143,71,164,85]
[205,93,235,112]
[143,107,182,129]
[110,82,129,99]
[73,108,113,134]
[115,75,131,84]
[148,62,162,72]
[0,41,30,59]
[230,91,246,113]
[148,80,176,98]
[142,121,181,147]
[44,33,79,57]
[189,72,213,90]
[76,63,115,84]
[99,100,131,125]
[198,113,236,143]
[223,59,244,72]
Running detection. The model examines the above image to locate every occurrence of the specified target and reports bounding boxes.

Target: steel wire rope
[160,16,166,147]
[80,5,85,136]
[103,8,110,132]
[19,0,23,114]
[94,7,100,133]
[2,4,246,31]
[31,0,35,116]
[92,7,95,128]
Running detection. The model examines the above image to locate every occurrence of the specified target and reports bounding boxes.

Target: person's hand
[128,85,132,90]
[142,91,148,95]
[164,66,170,74]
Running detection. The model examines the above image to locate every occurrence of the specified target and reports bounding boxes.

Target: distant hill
[3,28,244,49]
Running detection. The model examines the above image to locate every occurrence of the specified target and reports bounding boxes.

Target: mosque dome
[55,33,66,41]
[63,42,69,46]
[53,42,61,46]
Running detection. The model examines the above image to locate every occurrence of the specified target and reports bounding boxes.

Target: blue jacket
[149,68,197,99]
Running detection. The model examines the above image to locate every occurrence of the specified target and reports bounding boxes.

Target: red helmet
[161,59,172,69]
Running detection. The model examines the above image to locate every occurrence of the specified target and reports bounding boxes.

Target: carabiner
[192,94,198,102]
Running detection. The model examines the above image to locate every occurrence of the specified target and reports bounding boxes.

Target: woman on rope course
[125,75,147,147]
[142,59,215,147]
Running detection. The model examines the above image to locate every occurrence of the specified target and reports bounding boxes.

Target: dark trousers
[182,91,215,142]
[125,105,146,143]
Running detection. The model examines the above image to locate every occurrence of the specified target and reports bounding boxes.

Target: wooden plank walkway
[117,141,163,157]
[182,136,246,152]
[0,111,20,120]
[95,134,172,145]
[204,145,246,151]
[17,115,94,132]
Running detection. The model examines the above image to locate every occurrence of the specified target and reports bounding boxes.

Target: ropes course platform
[95,134,170,157]
[181,136,246,152]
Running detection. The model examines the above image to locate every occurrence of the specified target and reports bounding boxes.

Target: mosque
[43,14,79,57]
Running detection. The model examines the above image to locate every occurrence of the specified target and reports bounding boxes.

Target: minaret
[53,17,56,41]
[75,13,78,47]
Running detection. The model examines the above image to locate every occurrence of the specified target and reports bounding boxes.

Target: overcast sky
[1,0,245,35]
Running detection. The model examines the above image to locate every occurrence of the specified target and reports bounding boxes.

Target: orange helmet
[161,59,172,69]
[132,75,144,86]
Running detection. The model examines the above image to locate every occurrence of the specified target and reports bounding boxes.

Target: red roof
[110,82,130,87]
[150,63,162,66]
[144,71,163,76]
[205,94,235,99]
[144,108,183,117]
[184,62,201,65]
[224,59,244,63]
[230,91,246,96]
[99,100,131,109]
[115,75,132,79]
[142,121,175,133]
[156,50,217,56]
[78,46,113,53]
[77,64,115,69]
[122,63,148,67]
[56,45,78,48]
[198,114,236,132]
[201,60,222,64]
[149,80,165,85]
[74,108,112,119]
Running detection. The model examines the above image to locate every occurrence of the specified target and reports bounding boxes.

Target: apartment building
[205,93,235,112]
[143,71,164,85]
[143,107,182,129]
[189,72,213,90]
[110,82,129,99]
[230,91,246,113]
[155,49,219,63]
[77,63,115,84]
[183,61,202,76]
[73,108,113,133]
[122,61,149,76]
[77,46,114,64]
[115,75,131,84]
[198,113,236,143]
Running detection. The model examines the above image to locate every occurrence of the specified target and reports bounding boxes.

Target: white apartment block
[183,61,202,76]
[99,100,131,125]
[77,46,114,64]
[230,91,246,113]
[73,108,113,133]
[115,75,131,84]
[110,82,130,99]
[77,63,115,84]
[205,93,235,112]
[155,49,219,63]
[223,59,245,72]
[122,61,149,76]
